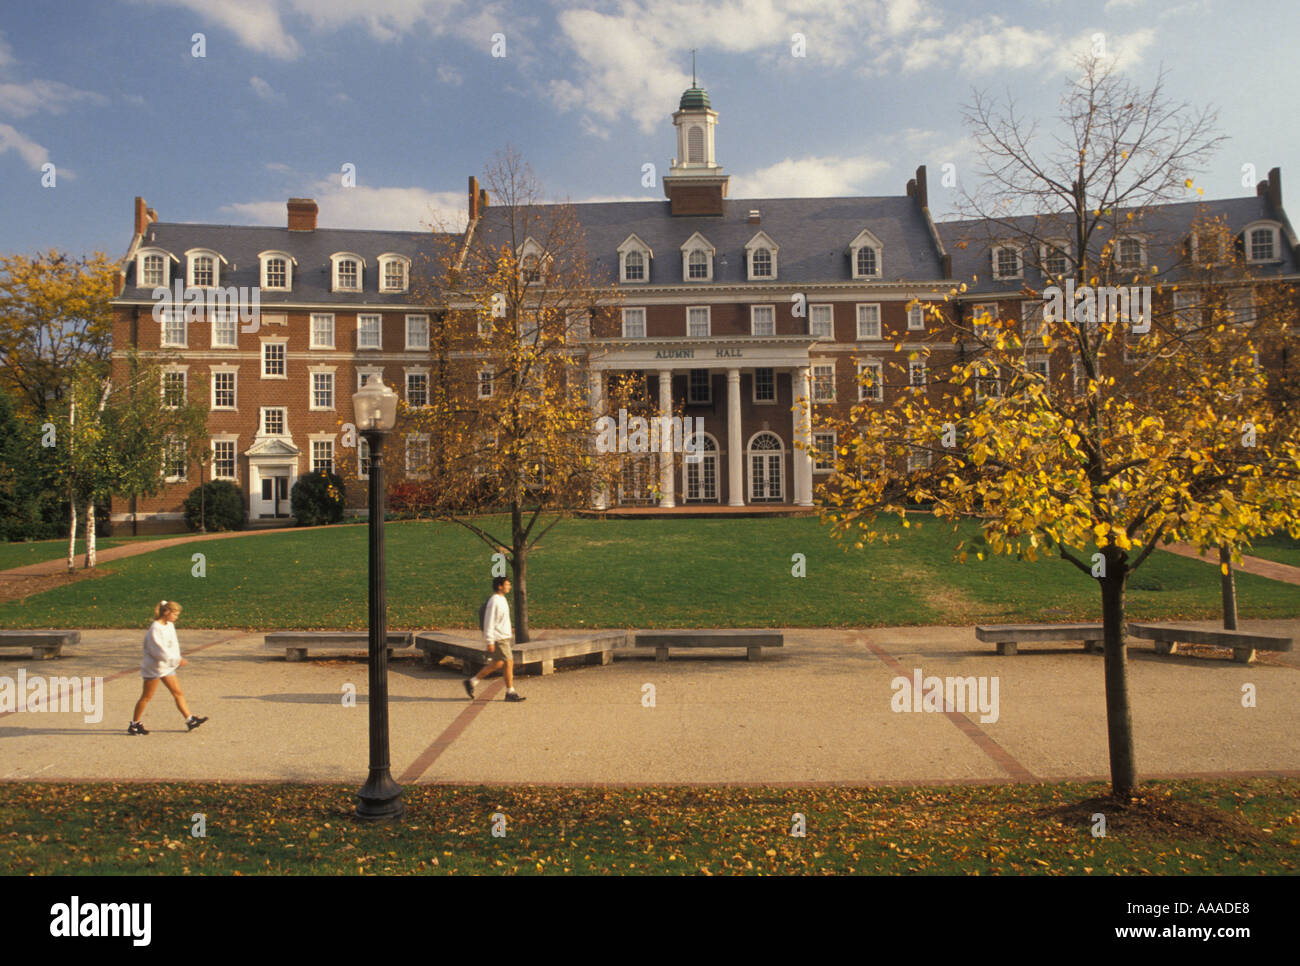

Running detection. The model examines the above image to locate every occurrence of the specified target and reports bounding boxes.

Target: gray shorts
[487,638,513,662]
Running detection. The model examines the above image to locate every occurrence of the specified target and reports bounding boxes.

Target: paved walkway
[2,624,1296,786]
[1163,543,1300,585]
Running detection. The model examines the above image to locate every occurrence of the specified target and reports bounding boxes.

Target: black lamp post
[352,378,404,821]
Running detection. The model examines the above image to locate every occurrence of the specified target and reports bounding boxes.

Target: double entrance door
[255,468,291,518]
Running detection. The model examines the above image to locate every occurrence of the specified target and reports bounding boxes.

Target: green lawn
[0,535,157,572]
[1244,532,1300,570]
[1,779,1294,875]
[1,516,1298,629]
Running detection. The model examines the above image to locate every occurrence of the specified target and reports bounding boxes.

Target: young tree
[820,54,1300,800]
[401,150,638,642]
[0,250,115,420]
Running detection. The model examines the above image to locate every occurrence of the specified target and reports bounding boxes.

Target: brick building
[109,84,1299,531]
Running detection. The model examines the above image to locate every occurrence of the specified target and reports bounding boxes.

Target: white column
[589,369,607,510]
[793,365,814,506]
[727,368,744,506]
[657,369,675,508]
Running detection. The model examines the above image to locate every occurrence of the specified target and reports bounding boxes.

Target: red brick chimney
[287,197,318,231]
[1256,167,1282,211]
[134,196,148,236]
[468,176,479,221]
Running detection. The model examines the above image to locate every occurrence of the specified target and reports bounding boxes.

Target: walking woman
[128,599,208,735]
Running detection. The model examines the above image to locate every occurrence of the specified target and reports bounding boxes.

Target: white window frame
[1039,241,1070,280]
[161,368,187,409]
[622,307,646,339]
[855,303,882,341]
[210,306,237,349]
[406,433,431,479]
[163,436,188,483]
[136,248,172,289]
[210,366,237,411]
[261,339,288,379]
[260,406,288,437]
[186,248,223,288]
[211,437,238,481]
[478,368,494,399]
[908,358,927,388]
[405,314,429,350]
[405,368,429,408]
[310,437,335,475]
[751,304,776,337]
[378,254,410,293]
[1114,235,1145,273]
[1021,301,1046,344]
[974,363,1002,401]
[310,313,335,350]
[687,306,710,338]
[810,303,834,340]
[357,436,371,481]
[812,363,835,403]
[907,303,926,331]
[331,253,365,292]
[848,228,883,280]
[745,231,779,281]
[309,367,335,411]
[971,303,996,341]
[857,360,883,402]
[618,234,653,284]
[752,367,776,404]
[992,244,1022,280]
[357,314,382,350]
[160,306,186,348]
[356,366,383,392]
[1244,222,1281,264]
[1227,288,1255,326]
[1173,290,1200,329]
[812,431,836,473]
[259,251,294,291]
[680,233,715,282]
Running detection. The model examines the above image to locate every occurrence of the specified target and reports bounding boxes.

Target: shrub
[387,480,436,517]
[291,470,346,526]
[183,480,245,532]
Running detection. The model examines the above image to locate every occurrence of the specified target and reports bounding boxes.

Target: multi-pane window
[856,304,881,340]
[908,305,926,331]
[751,248,773,277]
[1173,291,1200,329]
[810,304,833,340]
[1117,237,1142,270]
[1043,245,1068,278]
[813,432,836,472]
[357,369,381,391]
[567,310,590,341]
[521,255,541,284]
[358,437,371,480]
[754,367,775,402]
[994,246,1020,279]
[687,250,709,279]
[163,371,186,408]
[311,372,334,409]
[858,361,883,402]
[908,359,927,388]
[1073,359,1088,395]
[212,370,236,409]
[191,255,215,287]
[165,437,187,481]
[357,315,381,349]
[812,364,835,402]
[975,364,1001,400]
[162,307,186,347]
[142,254,165,287]
[478,369,494,399]
[687,306,710,337]
[263,407,286,435]
[751,305,775,336]
[1228,290,1254,325]
[1029,353,1050,382]
[1249,228,1275,262]
[623,307,646,338]
[406,434,430,477]
[311,314,335,349]
[971,303,995,340]
[688,369,711,404]
[212,440,236,479]
[312,440,334,473]
[211,308,236,348]
[262,342,286,377]
[407,372,428,407]
[406,315,428,349]
[383,259,407,292]
[265,257,287,289]
[1022,302,1046,343]
[337,259,359,290]
[856,247,877,277]
[907,446,931,472]
[624,250,645,281]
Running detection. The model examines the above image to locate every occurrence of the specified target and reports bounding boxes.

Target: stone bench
[0,630,78,661]
[1127,623,1293,664]
[975,623,1105,656]
[264,631,416,661]
[633,629,784,661]
[416,631,627,676]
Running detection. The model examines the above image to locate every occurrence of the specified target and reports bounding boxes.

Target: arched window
[748,431,784,502]
[856,247,877,277]
[625,250,645,281]
[521,254,541,284]
[687,126,705,163]
[684,433,719,503]
[751,248,772,277]
[688,250,709,279]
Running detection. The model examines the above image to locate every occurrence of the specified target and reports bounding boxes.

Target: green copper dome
[679,86,711,110]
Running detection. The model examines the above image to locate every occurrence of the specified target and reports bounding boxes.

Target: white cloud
[135,0,303,59]
[0,122,51,171]
[0,79,108,118]
[437,64,463,86]
[249,76,279,100]
[730,154,890,198]
[222,181,468,232]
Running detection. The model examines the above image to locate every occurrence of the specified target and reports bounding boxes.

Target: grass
[0,535,155,572]
[1,516,1299,629]
[1,778,1295,875]
[1244,532,1300,570]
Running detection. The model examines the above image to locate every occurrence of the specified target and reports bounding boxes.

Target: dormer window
[745,231,779,281]
[1115,236,1145,272]
[259,251,294,291]
[186,249,224,288]
[1039,242,1070,279]
[378,254,410,293]
[136,248,173,289]
[1245,223,1281,263]
[331,253,364,292]
[516,237,548,285]
[617,234,653,284]
[992,244,1021,280]
[848,229,883,280]
[521,255,541,284]
[681,232,715,282]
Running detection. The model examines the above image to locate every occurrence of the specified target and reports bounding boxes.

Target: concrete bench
[264,631,416,661]
[0,630,78,660]
[975,623,1105,656]
[1127,623,1293,664]
[416,631,627,676]
[633,629,784,662]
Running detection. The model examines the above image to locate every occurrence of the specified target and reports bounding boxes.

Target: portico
[585,335,818,509]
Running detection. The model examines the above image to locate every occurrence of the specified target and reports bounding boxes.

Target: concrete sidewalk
[1,624,1297,786]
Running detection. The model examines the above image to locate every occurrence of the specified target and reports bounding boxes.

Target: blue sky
[2,0,1297,259]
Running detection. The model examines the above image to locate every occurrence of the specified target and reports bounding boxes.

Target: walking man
[465,576,526,702]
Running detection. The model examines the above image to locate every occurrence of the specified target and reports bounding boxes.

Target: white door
[684,435,718,502]
[748,433,784,502]
[254,466,291,517]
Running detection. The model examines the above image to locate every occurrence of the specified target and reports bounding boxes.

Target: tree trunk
[511,502,529,643]
[1219,545,1237,630]
[1100,570,1138,799]
[84,500,96,569]
[67,495,77,574]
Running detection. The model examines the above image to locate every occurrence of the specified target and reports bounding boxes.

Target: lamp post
[352,377,404,821]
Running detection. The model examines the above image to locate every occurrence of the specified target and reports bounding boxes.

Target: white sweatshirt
[482,594,512,644]
[141,620,182,679]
